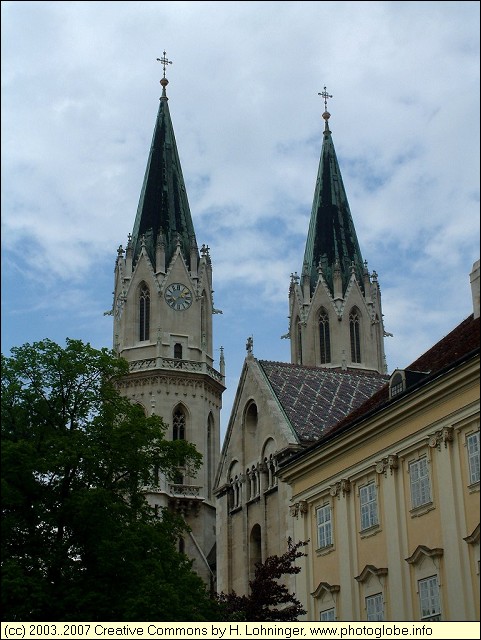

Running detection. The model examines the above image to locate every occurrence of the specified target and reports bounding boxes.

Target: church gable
[341,275,369,316]
[215,357,299,494]
[161,245,195,293]
[308,277,338,317]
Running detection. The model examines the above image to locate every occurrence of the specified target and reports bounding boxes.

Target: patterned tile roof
[324,313,480,438]
[258,360,388,443]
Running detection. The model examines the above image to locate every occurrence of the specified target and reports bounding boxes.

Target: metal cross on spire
[318,85,332,111]
[156,51,172,78]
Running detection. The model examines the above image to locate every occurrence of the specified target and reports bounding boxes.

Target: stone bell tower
[110,53,225,587]
[288,87,387,374]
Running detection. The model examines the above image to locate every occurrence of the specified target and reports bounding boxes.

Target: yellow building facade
[279,266,480,621]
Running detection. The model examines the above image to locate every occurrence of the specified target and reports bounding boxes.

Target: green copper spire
[302,87,365,295]
[131,53,198,269]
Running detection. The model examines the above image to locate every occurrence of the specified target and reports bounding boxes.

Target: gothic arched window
[139,283,150,341]
[207,413,214,499]
[201,291,207,350]
[296,317,303,365]
[173,406,187,485]
[319,308,331,364]
[173,406,186,441]
[350,308,362,363]
[178,537,185,554]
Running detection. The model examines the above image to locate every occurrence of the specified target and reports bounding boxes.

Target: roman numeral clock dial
[164,283,193,311]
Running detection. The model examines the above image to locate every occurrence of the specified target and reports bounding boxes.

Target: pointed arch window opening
[173,407,186,441]
[207,413,214,499]
[201,293,207,351]
[350,309,362,363]
[319,308,331,364]
[173,406,187,485]
[139,283,150,341]
[297,318,303,365]
[178,536,185,555]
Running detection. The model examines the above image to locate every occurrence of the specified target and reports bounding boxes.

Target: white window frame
[366,593,384,621]
[467,431,480,484]
[320,607,335,621]
[316,504,332,549]
[409,457,432,508]
[360,482,379,530]
[418,575,441,621]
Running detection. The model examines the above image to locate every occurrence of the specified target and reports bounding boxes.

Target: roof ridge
[259,359,388,377]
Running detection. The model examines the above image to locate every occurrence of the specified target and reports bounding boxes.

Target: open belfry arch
[109,52,225,588]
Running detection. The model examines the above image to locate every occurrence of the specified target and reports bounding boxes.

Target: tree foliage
[217,539,308,621]
[1,338,222,622]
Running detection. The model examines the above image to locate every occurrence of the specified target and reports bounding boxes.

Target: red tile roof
[409,314,479,373]
[324,314,480,438]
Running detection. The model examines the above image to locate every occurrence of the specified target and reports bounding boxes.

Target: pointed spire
[219,345,225,378]
[302,86,365,297]
[130,52,199,271]
[125,233,133,273]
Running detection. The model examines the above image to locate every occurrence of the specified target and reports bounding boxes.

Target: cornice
[355,565,388,583]
[116,369,224,400]
[405,545,443,565]
[311,582,340,598]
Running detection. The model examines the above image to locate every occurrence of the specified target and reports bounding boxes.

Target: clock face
[164,283,193,311]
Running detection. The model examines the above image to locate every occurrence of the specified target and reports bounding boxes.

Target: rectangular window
[316,504,332,549]
[360,482,379,530]
[418,576,441,621]
[366,593,384,621]
[320,608,335,621]
[467,432,480,484]
[409,457,431,508]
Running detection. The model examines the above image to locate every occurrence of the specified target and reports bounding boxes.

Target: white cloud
[2,0,479,439]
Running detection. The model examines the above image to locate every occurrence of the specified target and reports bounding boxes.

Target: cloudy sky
[2,1,479,440]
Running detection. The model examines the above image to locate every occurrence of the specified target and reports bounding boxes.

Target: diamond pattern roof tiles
[258,360,388,443]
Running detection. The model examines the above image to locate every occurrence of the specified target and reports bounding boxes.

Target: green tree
[217,538,308,621]
[1,338,222,622]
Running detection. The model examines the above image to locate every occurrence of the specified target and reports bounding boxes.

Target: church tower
[111,54,225,587]
[289,88,387,373]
